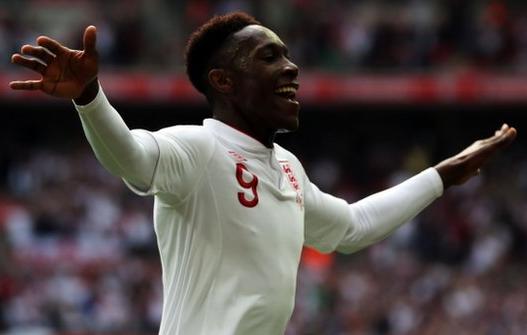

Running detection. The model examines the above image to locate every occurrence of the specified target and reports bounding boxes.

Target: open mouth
[274,84,299,103]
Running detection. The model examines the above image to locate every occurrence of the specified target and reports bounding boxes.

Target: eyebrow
[254,41,288,55]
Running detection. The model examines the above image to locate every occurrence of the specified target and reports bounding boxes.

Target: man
[10,12,516,335]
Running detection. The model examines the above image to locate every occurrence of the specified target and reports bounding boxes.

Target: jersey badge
[279,160,304,209]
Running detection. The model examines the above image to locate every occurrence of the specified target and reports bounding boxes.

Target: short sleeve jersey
[126,119,351,335]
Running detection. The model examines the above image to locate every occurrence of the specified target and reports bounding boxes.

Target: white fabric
[75,86,444,335]
[75,85,159,191]
[304,168,442,254]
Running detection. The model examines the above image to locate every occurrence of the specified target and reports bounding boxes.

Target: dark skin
[9,25,517,189]
[208,25,300,146]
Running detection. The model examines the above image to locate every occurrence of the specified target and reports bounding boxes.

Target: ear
[208,69,233,94]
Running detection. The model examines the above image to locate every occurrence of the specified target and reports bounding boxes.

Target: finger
[495,127,516,143]
[484,124,514,143]
[502,127,517,145]
[83,25,97,56]
[482,127,517,154]
[21,45,55,64]
[11,54,47,74]
[36,36,64,55]
[493,124,509,137]
[9,80,43,91]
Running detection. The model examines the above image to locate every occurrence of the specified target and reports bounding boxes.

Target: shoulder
[156,125,215,151]
[133,124,215,164]
[157,124,212,141]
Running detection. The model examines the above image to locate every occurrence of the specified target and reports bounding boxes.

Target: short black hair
[185,12,260,97]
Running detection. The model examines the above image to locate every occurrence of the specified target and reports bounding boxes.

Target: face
[226,25,300,133]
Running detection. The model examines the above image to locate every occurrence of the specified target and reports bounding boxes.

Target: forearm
[74,83,158,190]
[338,168,443,253]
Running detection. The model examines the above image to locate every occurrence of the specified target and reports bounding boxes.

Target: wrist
[434,161,455,190]
[74,78,99,105]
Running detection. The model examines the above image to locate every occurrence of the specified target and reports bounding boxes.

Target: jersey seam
[141,130,162,194]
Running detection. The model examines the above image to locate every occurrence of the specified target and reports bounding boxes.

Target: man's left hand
[434,124,517,189]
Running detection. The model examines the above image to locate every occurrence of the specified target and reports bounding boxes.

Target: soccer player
[10,12,516,335]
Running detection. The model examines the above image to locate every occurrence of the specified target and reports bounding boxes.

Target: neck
[212,104,275,148]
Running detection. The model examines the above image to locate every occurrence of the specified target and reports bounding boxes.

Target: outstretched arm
[10,26,159,190]
[305,124,517,254]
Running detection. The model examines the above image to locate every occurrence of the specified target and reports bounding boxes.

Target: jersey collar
[203,118,273,153]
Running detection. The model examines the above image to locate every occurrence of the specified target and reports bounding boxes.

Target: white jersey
[75,87,443,335]
[126,119,351,335]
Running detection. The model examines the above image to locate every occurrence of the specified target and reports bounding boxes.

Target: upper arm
[304,181,351,253]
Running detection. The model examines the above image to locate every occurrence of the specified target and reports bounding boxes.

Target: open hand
[435,124,517,189]
[9,26,98,99]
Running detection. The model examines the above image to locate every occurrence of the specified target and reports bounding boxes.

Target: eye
[262,53,277,62]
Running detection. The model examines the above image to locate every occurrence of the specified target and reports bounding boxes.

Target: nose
[282,59,299,78]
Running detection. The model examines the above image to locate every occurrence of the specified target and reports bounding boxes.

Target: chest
[207,148,305,248]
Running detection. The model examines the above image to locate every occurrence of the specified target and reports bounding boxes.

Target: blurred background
[1,0,527,334]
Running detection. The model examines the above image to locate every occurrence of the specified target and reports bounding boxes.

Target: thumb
[83,25,97,56]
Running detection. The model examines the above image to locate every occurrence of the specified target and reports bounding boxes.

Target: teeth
[274,86,297,94]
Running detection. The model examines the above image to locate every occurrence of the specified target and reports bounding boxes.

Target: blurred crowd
[0,115,526,334]
[2,0,527,72]
[2,0,527,334]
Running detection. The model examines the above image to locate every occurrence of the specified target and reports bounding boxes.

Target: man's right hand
[10,25,99,101]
